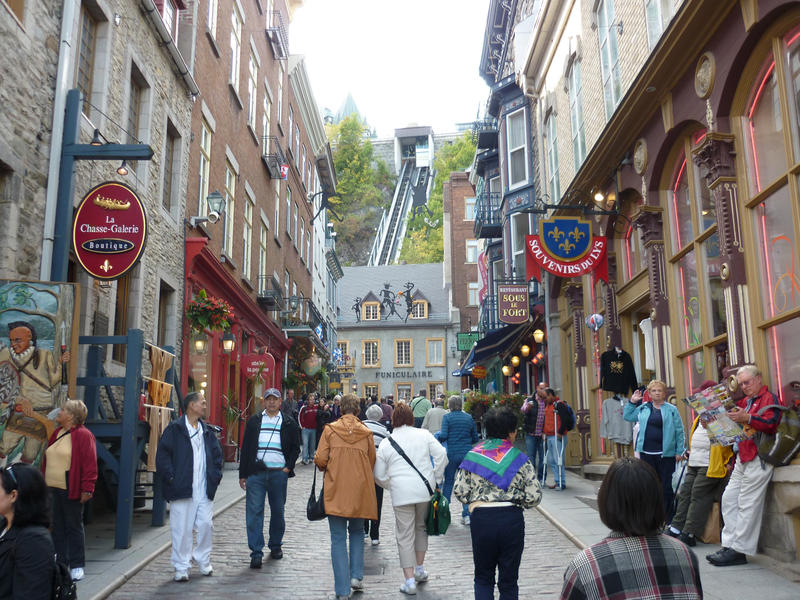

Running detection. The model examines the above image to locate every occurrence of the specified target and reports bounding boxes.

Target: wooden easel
[144,344,175,471]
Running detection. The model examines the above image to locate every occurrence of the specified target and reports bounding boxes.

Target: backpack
[52,556,77,600]
[561,402,576,431]
[755,402,800,467]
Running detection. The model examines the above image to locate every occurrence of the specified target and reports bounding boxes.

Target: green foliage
[399,132,476,264]
[185,289,234,332]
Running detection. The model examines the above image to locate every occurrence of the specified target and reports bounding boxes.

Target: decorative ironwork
[261,136,287,179]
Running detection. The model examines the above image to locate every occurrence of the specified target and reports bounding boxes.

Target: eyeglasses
[4,465,17,489]
[739,378,756,386]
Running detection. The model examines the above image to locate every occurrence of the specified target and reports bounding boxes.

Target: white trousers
[169,496,214,571]
[720,456,773,556]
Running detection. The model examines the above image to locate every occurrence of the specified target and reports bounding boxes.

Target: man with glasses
[706,365,781,566]
[239,388,300,567]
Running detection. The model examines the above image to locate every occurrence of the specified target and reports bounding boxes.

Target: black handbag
[306,467,326,521]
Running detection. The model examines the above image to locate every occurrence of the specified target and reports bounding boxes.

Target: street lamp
[533,329,546,344]
[352,379,358,393]
[222,330,236,354]
[189,191,225,227]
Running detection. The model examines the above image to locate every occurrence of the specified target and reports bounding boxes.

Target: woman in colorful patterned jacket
[453,407,541,600]
[560,457,702,600]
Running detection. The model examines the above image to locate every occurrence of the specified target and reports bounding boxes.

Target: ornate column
[604,254,622,349]
[634,206,674,386]
[565,282,590,463]
[692,132,753,371]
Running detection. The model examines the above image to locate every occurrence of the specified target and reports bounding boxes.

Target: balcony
[261,136,287,180]
[474,191,502,238]
[256,274,284,311]
[266,11,289,59]
[479,295,502,335]
[472,117,498,150]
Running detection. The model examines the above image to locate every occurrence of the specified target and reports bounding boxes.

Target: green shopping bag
[425,490,451,536]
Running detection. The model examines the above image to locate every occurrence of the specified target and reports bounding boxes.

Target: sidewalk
[537,470,800,599]
[78,463,245,600]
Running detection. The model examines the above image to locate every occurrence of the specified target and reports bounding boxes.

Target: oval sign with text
[73,181,148,280]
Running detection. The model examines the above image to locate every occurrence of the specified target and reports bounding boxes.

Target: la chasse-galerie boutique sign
[526,216,608,283]
[72,182,148,280]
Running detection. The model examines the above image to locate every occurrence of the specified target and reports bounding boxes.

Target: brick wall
[444,172,479,331]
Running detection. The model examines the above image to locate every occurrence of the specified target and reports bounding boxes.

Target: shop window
[362,340,379,367]
[668,151,694,252]
[362,302,380,321]
[703,232,726,338]
[682,352,706,403]
[675,251,701,350]
[395,339,412,367]
[428,382,444,401]
[766,317,800,405]
[364,384,379,399]
[410,300,427,319]
[396,383,412,402]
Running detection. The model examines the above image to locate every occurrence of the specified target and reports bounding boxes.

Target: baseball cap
[263,388,281,399]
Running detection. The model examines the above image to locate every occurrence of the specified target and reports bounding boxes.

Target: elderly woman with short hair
[437,395,478,525]
[561,457,702,599]
[43,399,97,581]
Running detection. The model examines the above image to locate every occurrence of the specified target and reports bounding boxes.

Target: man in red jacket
[707,364,781,566]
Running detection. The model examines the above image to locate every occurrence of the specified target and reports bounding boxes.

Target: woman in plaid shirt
[560,457,702,599]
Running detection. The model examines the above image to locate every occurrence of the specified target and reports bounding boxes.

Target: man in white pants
[707,365,781,566]
[156,392,223,581]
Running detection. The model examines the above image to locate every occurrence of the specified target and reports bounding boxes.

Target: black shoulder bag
[306,467,326,521]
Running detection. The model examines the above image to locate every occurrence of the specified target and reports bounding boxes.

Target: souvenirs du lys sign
[526,216,608,283]
[72,181,148,280]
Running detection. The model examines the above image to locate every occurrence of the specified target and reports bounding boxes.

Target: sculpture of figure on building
[352,297,362,322]
[401,282,415,322]
[379,283,401,320]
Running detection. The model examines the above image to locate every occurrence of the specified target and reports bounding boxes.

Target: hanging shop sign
[526,216,608,283]
[472,365,487,379]
[478,251,489,304]
[241,353,275,384]
[72,181,148,280]
[457,332,480,351]
[497,284,529,324]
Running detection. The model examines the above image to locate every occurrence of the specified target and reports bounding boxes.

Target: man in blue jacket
[156,391,223,582]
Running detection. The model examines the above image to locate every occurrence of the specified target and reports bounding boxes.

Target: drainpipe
[41,0,78,280]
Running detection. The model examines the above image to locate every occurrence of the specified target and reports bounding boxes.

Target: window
[428,382,444,402]
[112,273,131,362]
[411,300,427,319]
[468,282,480,306]
[258,222,268,292]
[229,3,242,90]
[262,84,271,151]
[301,145,307,186]
[4,0,24,22]
[544,112,560,201]
[426,338,444,366]
[619,195,646,281]
[247,51,258,130]
[288,106,294,153]
[645,0,675,49]
[299,218,305,261]
[223,162,235,256]
[363,302,380,320]
[162,0,177,39]
[506,108,527,188]
[597,0,622,118]
[284,269,290,299]
[465,197,476,221]
[396,383,412,402]
[466,239,479,263]
[295,126,301,167]
[395,339,412,367]
[306,231,311,268]
[285,188,292,235]
[511,212,533,278]
[198,119,212,218]
[336,340,349,365]
[567,60,587,168]
[364,384,379,399]
[243,193,254,279]
[277,64,284,128]
[293,202,299,245]
[274,184,281,240]
[362,340,380,367]
[156,281,174,347]
[162,122,178,211]
[208,0,218,38]
[126,66,147,173]
[76,4,98,102]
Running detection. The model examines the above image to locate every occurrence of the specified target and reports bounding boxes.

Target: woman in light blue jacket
[623,380,686,522]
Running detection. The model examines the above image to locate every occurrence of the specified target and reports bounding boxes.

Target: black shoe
[678,532,696,547]
[708,548,747,566]
[250,555,262,569]
[664,527,680,538]
[705,547,729,562]
[270,548,283,560]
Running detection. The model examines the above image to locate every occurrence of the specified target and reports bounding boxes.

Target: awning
[467,322,533,368]
[452,346,476,377]
[284,327,330,358]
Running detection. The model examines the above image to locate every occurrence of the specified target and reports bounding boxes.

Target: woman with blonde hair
[624,380,686,521]
[43,399,97,581]
[315,393,378,599]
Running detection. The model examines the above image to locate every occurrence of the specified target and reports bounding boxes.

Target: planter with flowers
[186,289,234,333]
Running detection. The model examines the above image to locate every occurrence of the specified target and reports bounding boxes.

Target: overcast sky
[290,0,490,139]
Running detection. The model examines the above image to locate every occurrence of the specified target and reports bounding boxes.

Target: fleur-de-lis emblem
[569,227,585,242]
[548,226,565,241]
[100,260,113,273]
[559,239,575,253]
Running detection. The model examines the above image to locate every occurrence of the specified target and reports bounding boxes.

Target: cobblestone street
[109,463,579,599]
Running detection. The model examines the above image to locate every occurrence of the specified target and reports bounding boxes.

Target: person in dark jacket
[436,395,479,524]
[0,463,55,600]
[239,387,301,567]
[544,389,572,490]
[156,392,223,582]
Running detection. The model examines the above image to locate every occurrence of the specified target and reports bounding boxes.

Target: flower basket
[186,289,234,332]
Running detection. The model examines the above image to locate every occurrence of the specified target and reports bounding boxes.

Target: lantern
[533,329,545,343]
[502,365,511,376]
[511,355,520,367]
[520,345,530,357]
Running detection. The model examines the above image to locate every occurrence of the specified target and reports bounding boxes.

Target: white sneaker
[199,563,213,576]
[462,515,471,526]
[173,570,189,582]
[70,567,85,581]
[399,581,417,595]
[350,577,364,591]
[371,539,380,546]
[414,567,428,582]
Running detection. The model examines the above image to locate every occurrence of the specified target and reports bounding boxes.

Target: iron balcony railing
[266,11,289,59]
[479,294,502,335]
[471,117,498,149]
[261,136,287,180]
[474,191,502,238]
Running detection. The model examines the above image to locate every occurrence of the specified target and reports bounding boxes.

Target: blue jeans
[471,506,524,600]
[546,435,566,488]
[443,453,470,518]
[245,469,288,557]
[301,428,317,462]
[524,434,545,481]
[329,516,364,595]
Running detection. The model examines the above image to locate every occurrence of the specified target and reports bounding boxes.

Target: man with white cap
[239,387,300,567]
[156,391,223,582]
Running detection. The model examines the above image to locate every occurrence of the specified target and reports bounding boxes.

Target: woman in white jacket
[374,402,447,595]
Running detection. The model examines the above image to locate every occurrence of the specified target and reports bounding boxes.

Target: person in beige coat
[315,393,377,599]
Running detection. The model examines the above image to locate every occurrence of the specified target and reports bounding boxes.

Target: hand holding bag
[306,466,326,521]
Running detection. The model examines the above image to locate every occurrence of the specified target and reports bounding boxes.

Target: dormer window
[363,301,380,321]
[410,300,428,319]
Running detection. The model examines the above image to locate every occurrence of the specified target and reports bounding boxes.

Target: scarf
[459,438,528,491]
